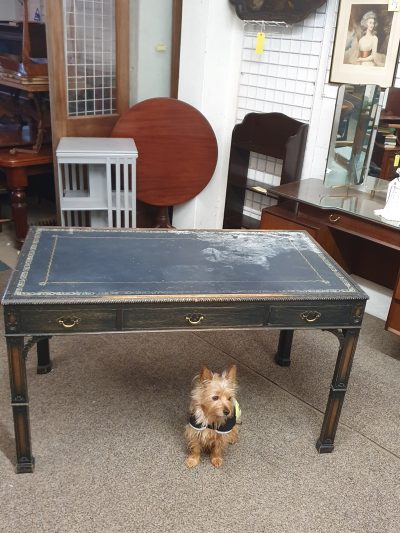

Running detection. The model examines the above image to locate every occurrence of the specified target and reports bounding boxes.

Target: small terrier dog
[185,365,240,468]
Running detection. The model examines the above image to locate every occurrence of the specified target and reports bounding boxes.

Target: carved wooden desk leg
[37,338,52,374]
[7,336,34,473]
[275,330,294,367]
[316,328,359,453]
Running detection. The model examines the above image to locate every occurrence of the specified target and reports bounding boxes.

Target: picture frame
[228,0,326,24]
[330,0,400,87]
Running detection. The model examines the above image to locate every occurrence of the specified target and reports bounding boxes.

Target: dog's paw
[185,455,200,468]
[211,456,223,468]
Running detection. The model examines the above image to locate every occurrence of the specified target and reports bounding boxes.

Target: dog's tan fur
[185,365,239,468]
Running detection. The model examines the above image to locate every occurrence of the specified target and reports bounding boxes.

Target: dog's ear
[225,364,237,382]
[200,366,213,382]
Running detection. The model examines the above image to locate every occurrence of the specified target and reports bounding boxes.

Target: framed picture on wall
[330,0,400,87]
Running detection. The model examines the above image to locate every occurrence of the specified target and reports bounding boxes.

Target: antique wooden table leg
[7,336,35,473]
[6,167,29,247]
[275,330,294,367]
[37,338,52,374]
[316,328,359,453]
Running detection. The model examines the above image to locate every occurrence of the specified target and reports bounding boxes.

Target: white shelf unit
[56,137,138,228]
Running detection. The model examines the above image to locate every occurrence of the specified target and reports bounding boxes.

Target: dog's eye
[212,395,219,401]
[228,397,232,401]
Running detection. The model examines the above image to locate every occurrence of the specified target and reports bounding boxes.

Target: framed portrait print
[330,0,400,87]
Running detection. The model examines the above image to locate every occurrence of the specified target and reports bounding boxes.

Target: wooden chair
[223,112,308,228]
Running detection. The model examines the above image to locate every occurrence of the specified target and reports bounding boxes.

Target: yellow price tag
[394,154,400,166]
[255,32,265,55]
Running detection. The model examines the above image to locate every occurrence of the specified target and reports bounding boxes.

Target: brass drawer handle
[185,314,205,326]
[329,214,341,223]
[300,311,321,323]
[57,316,80,329]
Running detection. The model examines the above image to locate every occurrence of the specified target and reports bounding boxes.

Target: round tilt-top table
[112,97,218,226]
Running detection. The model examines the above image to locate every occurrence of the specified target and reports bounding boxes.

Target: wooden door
[45,0,129,146]
[45,0,129,220]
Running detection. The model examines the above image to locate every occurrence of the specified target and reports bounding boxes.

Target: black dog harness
[189,401,240,434]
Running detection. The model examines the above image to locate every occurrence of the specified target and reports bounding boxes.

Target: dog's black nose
[223,409,230,416]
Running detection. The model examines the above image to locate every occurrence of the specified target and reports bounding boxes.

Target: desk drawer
[123,304,266,330]
[267,303,355,328]
[19,308,117,333]
[299,205,400,251]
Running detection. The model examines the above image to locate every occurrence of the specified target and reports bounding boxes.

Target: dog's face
[192,365,237,421]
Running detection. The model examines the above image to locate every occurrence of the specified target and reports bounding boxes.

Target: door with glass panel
[45,0,129,145]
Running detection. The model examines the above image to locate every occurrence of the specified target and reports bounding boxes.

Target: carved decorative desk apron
[2,227,368,473]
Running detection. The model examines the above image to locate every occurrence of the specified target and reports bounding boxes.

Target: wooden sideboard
[260,178,400,336]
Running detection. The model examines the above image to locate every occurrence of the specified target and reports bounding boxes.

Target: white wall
[0,1,22,20]
[173,0,243,229]
[129,0,172,103]
[0,0,45,21]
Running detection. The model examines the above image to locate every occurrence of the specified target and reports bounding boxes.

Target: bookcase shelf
[222,112,308,229]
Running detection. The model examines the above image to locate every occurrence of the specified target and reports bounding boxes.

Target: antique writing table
[2,227,368,473]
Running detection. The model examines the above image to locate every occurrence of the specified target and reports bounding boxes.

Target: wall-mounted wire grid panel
[56,137,138,228]
[63,0,116,117]
[238,6,327,222]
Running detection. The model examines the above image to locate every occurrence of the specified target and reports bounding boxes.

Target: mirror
[325,84,381,187]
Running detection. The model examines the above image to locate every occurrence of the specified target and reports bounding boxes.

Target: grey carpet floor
[0,269,399,533]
